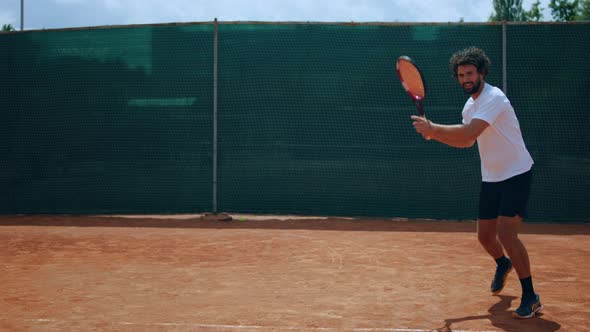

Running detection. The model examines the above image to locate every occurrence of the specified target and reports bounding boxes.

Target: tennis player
[411,47,542,319]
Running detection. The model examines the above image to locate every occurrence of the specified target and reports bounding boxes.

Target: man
[411,47,542,319]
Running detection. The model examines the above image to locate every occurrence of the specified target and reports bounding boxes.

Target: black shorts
[478,169,533,220]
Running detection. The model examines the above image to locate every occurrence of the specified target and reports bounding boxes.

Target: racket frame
[396,55,426,116]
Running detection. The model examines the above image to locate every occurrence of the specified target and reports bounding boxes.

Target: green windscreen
[1,22,588,222]
[0,24,214,214]
[216,23,502,219]
[506,23,590,222]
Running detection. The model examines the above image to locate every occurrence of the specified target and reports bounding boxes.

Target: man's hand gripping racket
[396,56,433,140]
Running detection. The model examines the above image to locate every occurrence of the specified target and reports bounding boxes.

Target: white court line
[11,319,498,332]
[116,322,499,332]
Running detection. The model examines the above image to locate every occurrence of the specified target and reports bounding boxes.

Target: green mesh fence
[0,24,214,214]
[1,22,588,222]
[506,23,590,223]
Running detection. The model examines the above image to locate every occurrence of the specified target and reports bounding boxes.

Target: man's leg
[496,215,530,278]
[478,218,512,294]
[497,170,534,277]
[497,215,542,319]
[477,218,504,259]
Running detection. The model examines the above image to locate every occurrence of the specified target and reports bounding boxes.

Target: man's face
[457,64,484,95]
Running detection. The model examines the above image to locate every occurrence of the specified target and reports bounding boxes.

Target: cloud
[0,2,18,27]
[64,0,492,25]
[0,0,554,30]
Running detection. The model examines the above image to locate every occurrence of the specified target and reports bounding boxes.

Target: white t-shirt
[462,83,534,182]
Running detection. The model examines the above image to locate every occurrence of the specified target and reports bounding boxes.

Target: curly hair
[449,47,491,79]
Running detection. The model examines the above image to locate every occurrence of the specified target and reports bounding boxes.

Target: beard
[462,78,482,95]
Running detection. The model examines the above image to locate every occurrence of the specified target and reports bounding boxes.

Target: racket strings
[398,61,425,98]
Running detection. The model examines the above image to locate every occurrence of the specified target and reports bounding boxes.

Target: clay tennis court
[0,215,588,332]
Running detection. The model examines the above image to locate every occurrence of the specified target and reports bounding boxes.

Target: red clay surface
[0,215,588,332]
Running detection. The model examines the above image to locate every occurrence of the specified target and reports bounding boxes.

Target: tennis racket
[395,55,426,116]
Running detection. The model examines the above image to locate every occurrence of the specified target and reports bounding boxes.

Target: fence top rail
[1,20,588,35]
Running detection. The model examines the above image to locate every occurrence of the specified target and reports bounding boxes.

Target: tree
[489,0,529,21]
[549,0,580,21]
[577,0,590,19]
[525,1,545,21]
[2,24,15,31]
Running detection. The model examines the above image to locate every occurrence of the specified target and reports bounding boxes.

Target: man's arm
[411,116,489,148]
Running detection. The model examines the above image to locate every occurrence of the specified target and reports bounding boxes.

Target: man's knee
[478,230,497,247]
[497,216,522,246]
[477,218,498,247]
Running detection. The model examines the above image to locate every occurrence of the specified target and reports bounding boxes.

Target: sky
[1,0,553,31]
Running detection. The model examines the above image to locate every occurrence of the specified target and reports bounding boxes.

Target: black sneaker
[490,259,513,294]
[513,294,543,319]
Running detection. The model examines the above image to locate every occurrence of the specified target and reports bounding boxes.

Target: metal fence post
[21,0,24,31]
[212,18,219,213]
[502,20,507,94]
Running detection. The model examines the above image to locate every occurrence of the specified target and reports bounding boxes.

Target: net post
[502,20,507,94]
[212,17,219,214]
